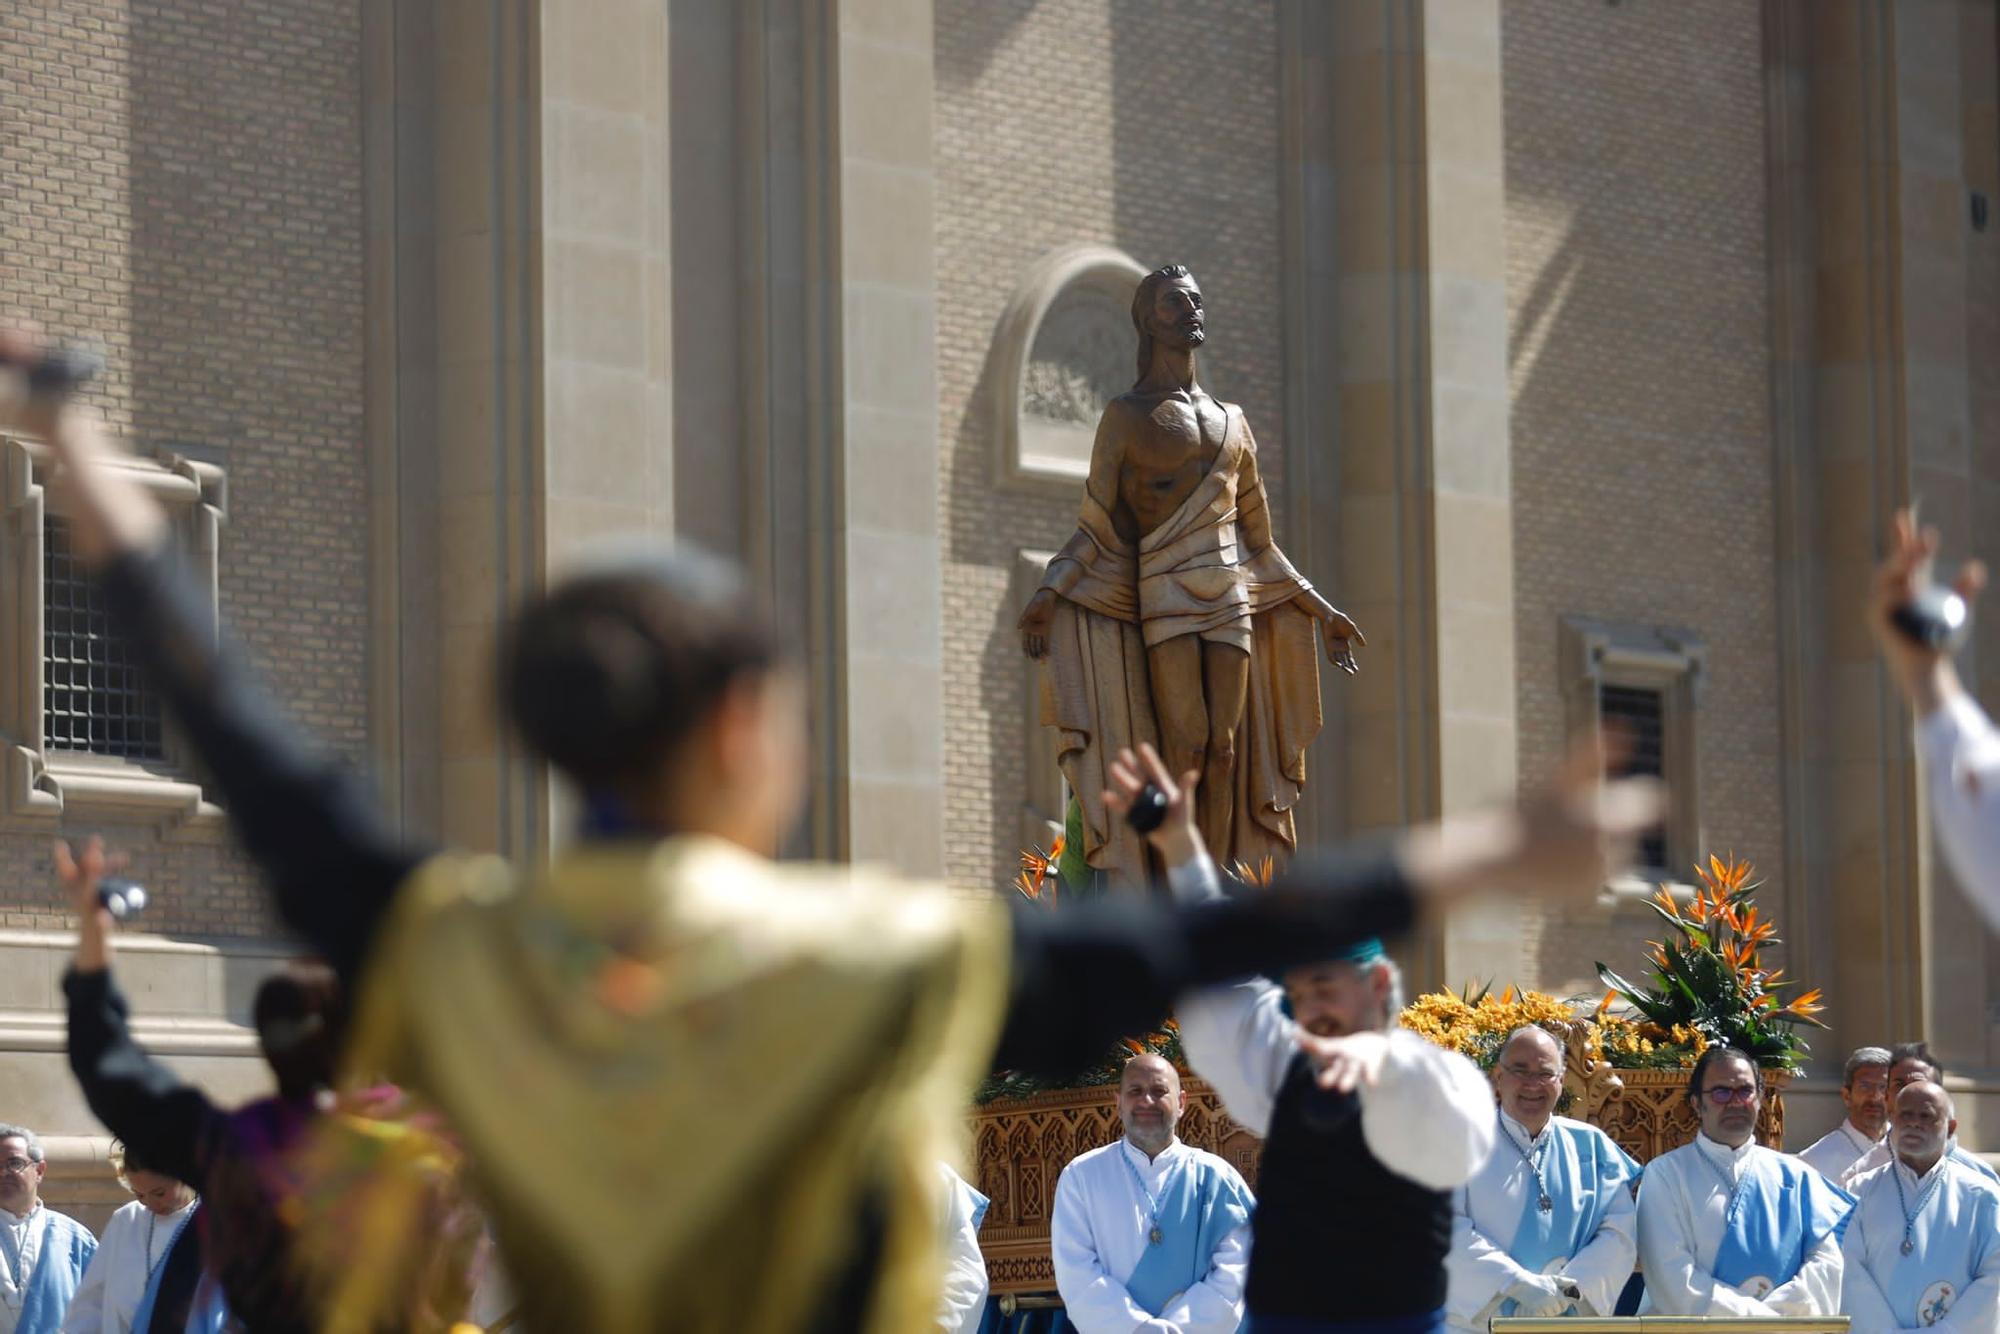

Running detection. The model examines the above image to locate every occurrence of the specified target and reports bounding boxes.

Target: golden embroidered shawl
[341,836,1011,1333]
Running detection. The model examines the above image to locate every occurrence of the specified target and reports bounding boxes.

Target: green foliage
[1594,857,1825,1075]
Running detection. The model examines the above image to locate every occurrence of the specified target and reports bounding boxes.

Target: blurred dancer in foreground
[1,332,1660,1334]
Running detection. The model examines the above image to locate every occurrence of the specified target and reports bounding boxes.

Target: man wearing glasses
[0,1123,96,1334]
[1798,1048,1893,1183]
[1636,1047,1852,1316]
[1445,1026,1641,1330]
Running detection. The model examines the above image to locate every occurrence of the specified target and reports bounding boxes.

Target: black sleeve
[992,847,1416,1074]
[99,546,428,983]
[64,967,224,1191]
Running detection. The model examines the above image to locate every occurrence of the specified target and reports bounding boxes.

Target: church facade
[2,0,1998,1204]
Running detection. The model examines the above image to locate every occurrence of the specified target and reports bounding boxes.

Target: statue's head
[1131,263,1204,380]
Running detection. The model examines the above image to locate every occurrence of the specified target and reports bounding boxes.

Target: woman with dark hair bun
[59,839,481,1333]
[5,332,1661,1334]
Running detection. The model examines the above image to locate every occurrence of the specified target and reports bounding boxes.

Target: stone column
[825,0,946,872]
[373,1,944,874]
[1286,0,1519,990]
[1767,0,1991,1067]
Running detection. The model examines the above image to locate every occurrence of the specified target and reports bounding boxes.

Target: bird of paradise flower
[1595,854,1825,1073]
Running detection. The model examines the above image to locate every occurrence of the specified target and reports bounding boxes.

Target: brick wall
[1502,0,1784,993]
[0,0,365,937]
[934,0,1285,890]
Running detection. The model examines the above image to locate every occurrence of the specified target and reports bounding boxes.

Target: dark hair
[1889,1041,1942,1080]
[115,1140,163,1177]
[501,548,783,798]
[1130,263,1195,382]
[1685,1043,1756,1106]
[254,962,347,1103]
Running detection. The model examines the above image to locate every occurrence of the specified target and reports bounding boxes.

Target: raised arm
[993,845,1415,1076]
[996,743,1665,1081]
[98,546,423,980]
[1870,508,2000,929]
[59,838,223,1189]
[1,359,427,982]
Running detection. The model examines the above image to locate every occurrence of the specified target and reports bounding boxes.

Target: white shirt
[1051,1138,1251,1334]
[1842,1154,2000,1334]
[1446,1113,1639,1330]
[60,1199,194,1334]
[0,1204,49,1334]
[1801,1119,1883,1184]
[1843,1138,1999,1193]
[1637,1134,1844,1317]
[937,1165,988,1334]
[1167,856,1495,1191]
[1918,694,2000,932]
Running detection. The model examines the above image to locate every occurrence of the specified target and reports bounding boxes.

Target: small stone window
[42,517,166,760]
[2,434,226,837]
[1560,616,1705,884]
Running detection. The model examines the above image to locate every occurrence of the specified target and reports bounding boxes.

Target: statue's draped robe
[1040,403,1322,877]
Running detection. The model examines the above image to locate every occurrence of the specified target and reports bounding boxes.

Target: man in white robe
[1800,1047,1892,1183]
[937,1164,990,1334]
[1842,1081,2000,1333]
[1636,1048,1851,1316]
[60,1147,195,1334]
[0,1125,96,1334]
[1446,1026,1640,1330]
[1052,1054,1254,1333]
[1841,1045,1999,1191]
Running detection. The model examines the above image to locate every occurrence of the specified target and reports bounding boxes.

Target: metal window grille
[1600,683,1668,872]
[42,516,165,759]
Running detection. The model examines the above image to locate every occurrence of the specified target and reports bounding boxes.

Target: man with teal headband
[1109,751,1496,1333]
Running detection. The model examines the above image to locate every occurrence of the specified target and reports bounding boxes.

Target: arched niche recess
[989,244,1146,494]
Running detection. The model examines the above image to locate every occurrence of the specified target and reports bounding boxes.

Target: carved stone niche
[990,244,1146,495]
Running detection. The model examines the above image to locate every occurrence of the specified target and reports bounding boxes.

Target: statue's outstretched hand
[1018,588,1058,660]
[1302,591,1365,675]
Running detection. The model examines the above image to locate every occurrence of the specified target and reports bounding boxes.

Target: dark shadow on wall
[124,0,371,938]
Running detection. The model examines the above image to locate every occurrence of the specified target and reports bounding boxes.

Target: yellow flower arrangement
[1401,854,1825,1075]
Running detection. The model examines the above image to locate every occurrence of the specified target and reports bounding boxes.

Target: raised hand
[54,835,124,972]
[1870,507,1986,716]
[0,325,166,567]
[1103,742,1203,867]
